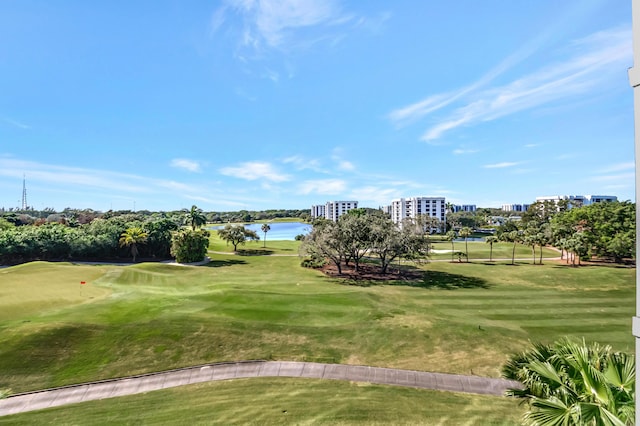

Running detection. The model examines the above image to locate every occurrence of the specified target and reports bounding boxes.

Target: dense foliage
[300,210,431,274]
[501,200,636,265]
[0,214,179,264]
[503,338,635,425]
[170,229,210,263]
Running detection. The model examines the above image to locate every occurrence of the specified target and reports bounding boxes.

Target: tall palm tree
[503,338,635,426]
[184,205,207,231]
[459,226,472,262]
[119,227,148,262]
[485,235,498,262]
[261,223,271,248]
[445,230,457,263]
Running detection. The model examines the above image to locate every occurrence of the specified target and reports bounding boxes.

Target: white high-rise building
[310,201,358,222]
[535,195,617,209]
[389,197,446,226]
[502,204,530,212]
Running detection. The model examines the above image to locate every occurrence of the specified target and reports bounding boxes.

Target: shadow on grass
[204,259,248,267]
[396,270,490,290]
[331,264,490,290]
[235,249,274,256]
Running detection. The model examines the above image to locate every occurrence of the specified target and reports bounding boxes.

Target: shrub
[171,229,210,263]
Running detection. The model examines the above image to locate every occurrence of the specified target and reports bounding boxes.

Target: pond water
[208,222,311,241]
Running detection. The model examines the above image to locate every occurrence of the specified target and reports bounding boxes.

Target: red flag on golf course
[80,281,86,285]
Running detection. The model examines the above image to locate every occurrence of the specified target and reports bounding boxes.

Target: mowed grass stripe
[0,252,634,395]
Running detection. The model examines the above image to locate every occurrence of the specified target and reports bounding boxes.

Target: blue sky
[0,0,635,212]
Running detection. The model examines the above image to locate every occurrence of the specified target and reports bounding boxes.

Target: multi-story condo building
[502,204,530,212]
[389,197,446,226]
[310,201,358,221]
[535,195,617,209]
[453,204,477,212]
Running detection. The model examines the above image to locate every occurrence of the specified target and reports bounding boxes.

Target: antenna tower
[21,175,27,210]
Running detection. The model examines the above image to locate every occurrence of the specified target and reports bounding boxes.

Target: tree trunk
[539,246,543,265]
[489,244,493,262]
[465,239,469,262]
[531,245,536,265]
[511,242,516,265]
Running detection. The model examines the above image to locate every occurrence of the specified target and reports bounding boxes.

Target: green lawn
[0,254,634,421]
[0,378,524,425]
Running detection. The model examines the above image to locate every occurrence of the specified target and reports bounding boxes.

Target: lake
[208,222,311,241]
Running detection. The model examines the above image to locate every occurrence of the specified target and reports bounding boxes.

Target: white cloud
[282,155,324,172]
[215,0,352,54]
[298,179,346,195]
[331,148,355,172]
[170,158,202,173]
[1,116,30,129]
[219,161,290,182]
[483,162,520,169]
[348,186,398,205]
[388,26,632,142]
[452,148,478,155]
[597,162,635,174]
[337,160,355,171]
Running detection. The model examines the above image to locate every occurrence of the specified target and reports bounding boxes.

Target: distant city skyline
[0,1,634,211]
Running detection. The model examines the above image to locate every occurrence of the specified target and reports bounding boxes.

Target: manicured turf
[0,378,524,425]
[0,253,634,399]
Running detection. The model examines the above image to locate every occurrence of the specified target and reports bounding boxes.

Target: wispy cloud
[213,0,353,55]
[597,162,635,174]
[388,26,631,142]
[483,162,521,169]
[1,116,30,129]
[298,178,346,195]
[331,148,355,172]
[282,155,324,172]
[524,143,541,148]
[170,158,202,173]
[452,148,478,155]
[349,186,398,205]
[219,161,290,182]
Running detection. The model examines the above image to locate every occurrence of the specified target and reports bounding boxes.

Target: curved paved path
[0,361,521,417]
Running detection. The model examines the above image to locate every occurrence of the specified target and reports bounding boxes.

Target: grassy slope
[0,251,633,396]
[0,379,523,425]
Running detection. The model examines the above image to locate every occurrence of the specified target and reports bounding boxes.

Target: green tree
[300,220,346,274]
[170,229,210,263]
[183,205,207,231]
[458,226,472,262]
[445,230,457,263]
[485,235,499,262]
[261,223,271,248]
[119,227,148,262]
[217,225,259,251]
[503,338,635,426]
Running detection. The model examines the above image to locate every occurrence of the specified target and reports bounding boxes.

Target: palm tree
[485,235,498,262]
[119,227,148,262]
[503,230,520,265]
[445,230,457,263]
[184,205,207,231]
[261,223,271,248]
[458,226,472,262]
[503,338,635,426]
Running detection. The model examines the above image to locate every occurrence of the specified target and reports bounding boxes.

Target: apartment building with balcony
[310,201,359,222]
[389,196,446,226]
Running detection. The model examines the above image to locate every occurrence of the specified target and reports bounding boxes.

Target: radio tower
[21,175,27,210]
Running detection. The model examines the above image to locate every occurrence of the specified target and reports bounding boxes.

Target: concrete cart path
[0,361,521,417]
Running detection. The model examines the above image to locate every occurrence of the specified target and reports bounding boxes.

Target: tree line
[0,206,211,265]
